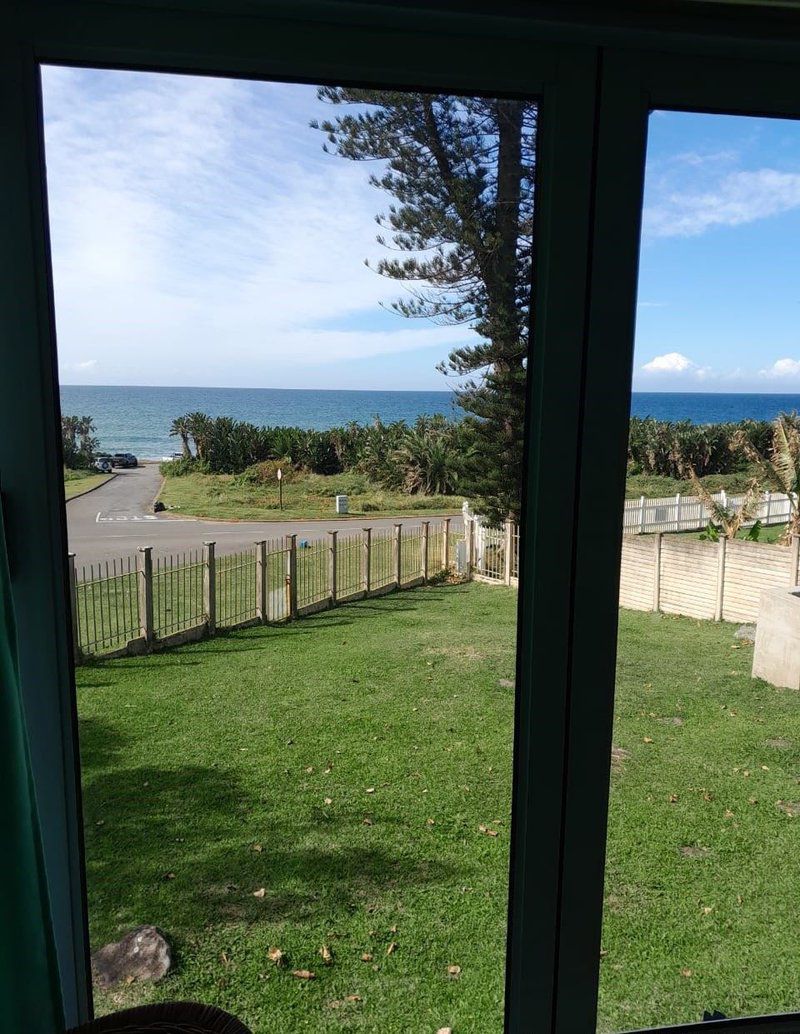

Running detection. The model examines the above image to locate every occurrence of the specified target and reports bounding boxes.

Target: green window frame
[4,4,800,1033]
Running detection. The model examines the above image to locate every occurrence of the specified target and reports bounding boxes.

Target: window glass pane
[599,109,800,1031]
[42,67,536,1032]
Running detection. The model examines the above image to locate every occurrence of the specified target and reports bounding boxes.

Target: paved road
[67,464,461,565]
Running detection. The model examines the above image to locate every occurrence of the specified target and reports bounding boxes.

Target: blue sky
[42,67,800,393]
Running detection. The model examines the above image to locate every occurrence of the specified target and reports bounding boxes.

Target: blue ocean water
[630,392,800,424]
[59,385,800,459]
[59,385,462,458]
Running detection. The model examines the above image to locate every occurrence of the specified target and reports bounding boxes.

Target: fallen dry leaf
[681,968,693,978]
[386,942,398,956]
[669,794,679,804]
[447,965,462,977]
[324,797,333,806]
[162,872,176,881]
[643,737,654,744]
[436,1028,453,1034]
[362,817,373,826]
[267,947,285,967]
[253,887,267,899]
[320,945,333,965]
[361,953,374,963]
[345,995,362,1003]
[305,766,314,774]
[292,969,315,980]
[365,787,376,794]
[478,824,499,837]
[251,843,263,853]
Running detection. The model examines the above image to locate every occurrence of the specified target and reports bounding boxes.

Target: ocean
[58,385,462,459]
[58,385,800,459]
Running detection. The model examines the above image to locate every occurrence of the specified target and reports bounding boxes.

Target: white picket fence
[623,490,795,535]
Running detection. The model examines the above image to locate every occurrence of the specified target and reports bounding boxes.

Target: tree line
[167,412,474,498]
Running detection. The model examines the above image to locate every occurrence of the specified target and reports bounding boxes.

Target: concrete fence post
[203,541,216,635]
[504,520,513,585]
[362,528,372,594]
[791,534,800,587]
[674,493,681,532]
[255,540,267,623]
[286,534,298,619]
[639,495,646,534]
[442,517,451,572]
[714,535,727,621]
[653,533,662,613]
[328,530,338,605]
[466,518,474,579]
[137,546,154,643]
[68,552,80,662]
[421,521,430,583]
[394,523,403,588]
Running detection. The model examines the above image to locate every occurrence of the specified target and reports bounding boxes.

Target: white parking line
[95,512,197,523]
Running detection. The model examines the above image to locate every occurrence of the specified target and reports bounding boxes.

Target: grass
[602,610,800,1031]
[75,585,800,1032]
[64,467,112,499]
[78,583,515,1033]
[158,470,461,521]
[678,523,789,544]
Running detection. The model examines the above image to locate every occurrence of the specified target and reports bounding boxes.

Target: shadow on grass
[80,717,455,942]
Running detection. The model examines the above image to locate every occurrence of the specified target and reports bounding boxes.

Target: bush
[236,459,294,486]
[160,457,206,477]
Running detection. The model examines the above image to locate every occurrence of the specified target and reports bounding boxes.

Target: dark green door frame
[4,4,800,1033]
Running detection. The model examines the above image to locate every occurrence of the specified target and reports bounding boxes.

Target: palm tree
[733,414,800,543]
[169,416,192,458]
[690,471,763,541]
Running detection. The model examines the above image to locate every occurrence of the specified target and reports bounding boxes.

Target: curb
[64,471,117,503]
[157,509,463,525]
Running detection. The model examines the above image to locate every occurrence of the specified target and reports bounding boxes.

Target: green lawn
[678,523,789,544]
[64,467,113,499]
[76,585,800,1032]
[158,470,461,521]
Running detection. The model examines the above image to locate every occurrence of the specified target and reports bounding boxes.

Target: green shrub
[236,459,293,486]
[160,457,206,477]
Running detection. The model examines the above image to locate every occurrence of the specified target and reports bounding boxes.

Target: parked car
[94,456,113,473]
[111,452,138,468]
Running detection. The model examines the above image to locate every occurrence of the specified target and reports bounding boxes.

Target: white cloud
[644,168,800,239]
[75,359,98,369]
[641,352,696,373]
[760,358,800,378]
[42,68,471,386]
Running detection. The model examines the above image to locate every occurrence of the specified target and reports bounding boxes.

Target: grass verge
[64,468,113,500]
[158,470,461,521]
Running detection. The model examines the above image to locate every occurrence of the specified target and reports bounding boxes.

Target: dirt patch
[680,845,710,859]
[611,747,631,770]
[777,800,800,817]
[766,738,793,749]
[425,645,488,662]
[657,716,684,726]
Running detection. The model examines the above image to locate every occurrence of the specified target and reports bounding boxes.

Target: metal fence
[70,517,456,661]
